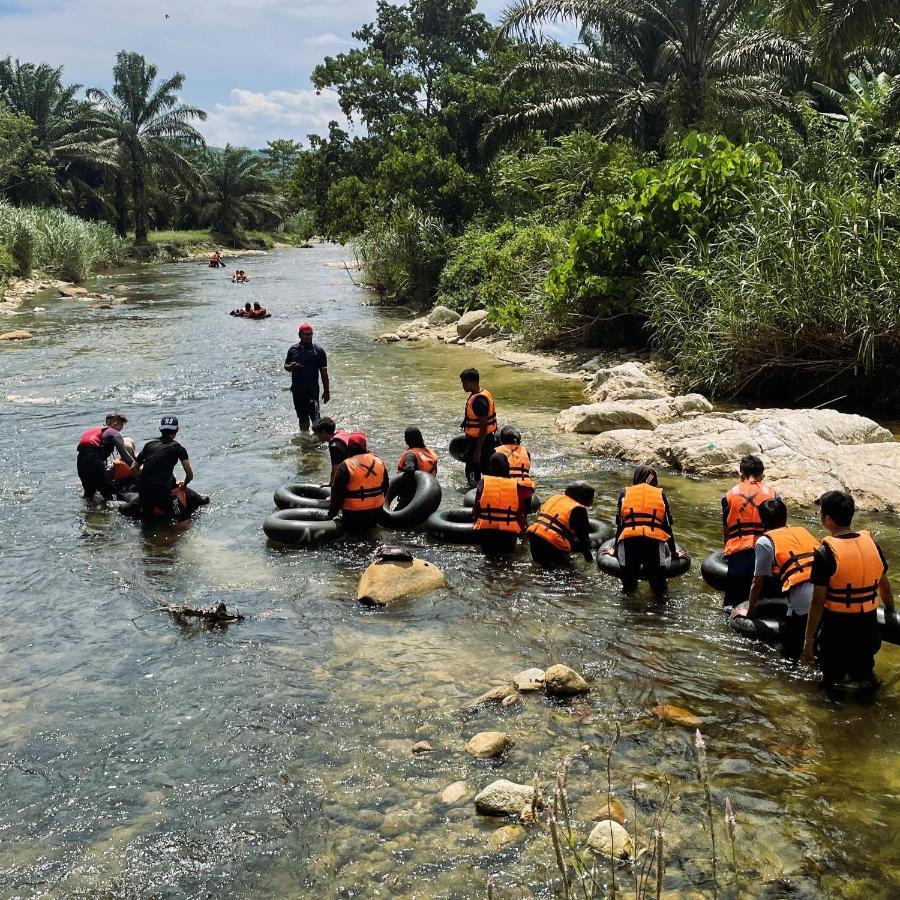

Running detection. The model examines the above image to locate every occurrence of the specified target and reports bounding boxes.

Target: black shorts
[77,448,114,500]
[816,609,881,685]
[292,389,319,425]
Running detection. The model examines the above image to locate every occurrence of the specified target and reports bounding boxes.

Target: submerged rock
[490,824,524,848]
[544,664,590,696]
[441,781,470,804]
[584,798,626,824]
[0,330,33,341]
[464,731,513,759]
[472,684,517,706]
[412,740,436,753]
[357,558,446,606]
[428,305,461,325]
[513,668,545,692]
[651,704,702,728]
[475,779,539,817]
[587,820,633,858]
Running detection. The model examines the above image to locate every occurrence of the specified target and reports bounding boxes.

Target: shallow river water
[0,246,897,899]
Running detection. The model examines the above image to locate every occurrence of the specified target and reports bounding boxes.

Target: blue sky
[0,0,573,147]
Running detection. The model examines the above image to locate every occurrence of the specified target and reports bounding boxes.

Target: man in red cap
[284,322,330,432]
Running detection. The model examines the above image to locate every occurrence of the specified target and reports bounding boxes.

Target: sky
[0,0,570,148]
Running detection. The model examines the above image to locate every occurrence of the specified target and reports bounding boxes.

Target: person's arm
[879,572,894,612]
[516,484,529,532]
[802,585,827,663]
[663,494,679,554]
[181,458,193,486]
[733,539,772,617]
[327,440,346,487]
[722,496,729,545]
[131,446,145,477]
[604,492,625,555]
[321,369,330,403]
[472,480,484,519]
[284,348,296,372]
[328,464,349,517]
[570,506,593,561]
[109,432,135,466]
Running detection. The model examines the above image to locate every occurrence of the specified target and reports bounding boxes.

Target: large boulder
[0,330,33,341]
[58,285,87,297]
[475,779,539,816]
[428,305,461,325]
[465,731,513,758]
[457,309,489,339]
[556,396,711,434]
[356,558,447,606]
[589,362,668,402]
[544,664,590,696]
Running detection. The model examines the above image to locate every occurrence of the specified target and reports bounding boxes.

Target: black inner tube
[596,539,691,580]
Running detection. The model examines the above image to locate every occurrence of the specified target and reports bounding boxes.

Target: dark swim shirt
[285,342,327,392]
[137,438,188,489]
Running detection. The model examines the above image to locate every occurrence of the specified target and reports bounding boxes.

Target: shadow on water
[0,246,898,898]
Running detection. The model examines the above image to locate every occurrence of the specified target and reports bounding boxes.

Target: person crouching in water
[802,490,895,690]
[527,481,596,567]
[395,426,438,506]
[472,452,528,556]
[730,498,819,660]
[328,434,388,533]
[495,426,535,507]
[604,466,684,595]
[76,412,135,500]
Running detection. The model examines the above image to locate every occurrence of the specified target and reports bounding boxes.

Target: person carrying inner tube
[731,498,819,660]
[131,416,208,520]
[76,412,135,501]
[395,425,439,507]
[459,367,497,487]
[527,481,595,567]
[328,433,388,533]
[472,452,528,556]
[802,490,895,690]
[603,466,685,595]
[721,455,778,607]
[312,417,360,486]
[495,426,535,503]
[285,323,330,433]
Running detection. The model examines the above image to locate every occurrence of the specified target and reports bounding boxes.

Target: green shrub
[646,174,900,398]
[283,209,317,241]
[0,244,13,286]
[9,222,33,276]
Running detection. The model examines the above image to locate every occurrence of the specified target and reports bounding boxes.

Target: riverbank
[380,303,900,513]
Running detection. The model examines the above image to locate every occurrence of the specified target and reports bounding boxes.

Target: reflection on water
[0,247,898,898]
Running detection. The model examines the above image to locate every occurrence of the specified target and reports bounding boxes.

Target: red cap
[298,322,313,333]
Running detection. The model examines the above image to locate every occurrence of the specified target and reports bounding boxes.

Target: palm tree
[88,51,206,245]
[200,145,283,237]
[0,57,112,205]
[494,0,806,149]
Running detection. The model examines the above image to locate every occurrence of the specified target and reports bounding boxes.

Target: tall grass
[646,175,900,398]
[0,201,128,283]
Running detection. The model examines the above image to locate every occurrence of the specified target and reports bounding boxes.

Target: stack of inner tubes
[595,538,691,579]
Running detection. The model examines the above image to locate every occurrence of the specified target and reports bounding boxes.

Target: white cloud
[202,87,343,147]
[301,32,356,47]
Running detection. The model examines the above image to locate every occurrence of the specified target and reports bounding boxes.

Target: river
[0,246,897,899]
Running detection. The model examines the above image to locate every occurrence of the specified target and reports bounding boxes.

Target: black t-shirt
[810,532,888,586]
[285,342,327,393]
[471,395,490,417]
[328,437,350,469]
[137,438,188,489]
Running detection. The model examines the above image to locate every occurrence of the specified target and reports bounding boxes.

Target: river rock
[651,704,702,728]
[473,684,517,706]
[475,779,539,816]
[58,285,87,297]
[412,740,436,753]
[456,309,488,338]
[591,406,900,512]
[513,668,545,692]
[377,332,401,343]
[464,731,513,758]
[466,319,498,340]
[589,362,669,402]
[584,798,626,824]
[501,692,521,708]
[356,558,446,606]
[555,395,712,434]
[490,824,524,848]
[0,330,33,341]
[587,820,633,858]
[428,305,461,325]
[544,664,589,696]
[441,781,470,804]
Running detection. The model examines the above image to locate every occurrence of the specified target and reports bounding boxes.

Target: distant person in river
[730,498,819,660]
[285,323,330,433]
[604,466,685,596]
[209,251,224,268]
[130,417,208,520]
[472,452,529,556]
[495,426,534,502]
[327,433,388,533]
[802,490,895,690]
[247,302,268,318]
[312,418,363,486]
[527,481,595,567]
[231,270,248,283]
[459,367,497,487]
[76,412,135,500]
[721,455,778,607]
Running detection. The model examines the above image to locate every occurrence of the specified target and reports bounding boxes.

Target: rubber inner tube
[595,538,691,580]
[449,435,468,463]
[425,507,481,545]
[587,518,613,549]
[274,482,331,510]
[379,472,443,529]
[263,508,344,546]
[700,550,729,592]
[463,487,542,514]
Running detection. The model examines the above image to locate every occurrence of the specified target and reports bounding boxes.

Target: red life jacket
[77,426,104,449]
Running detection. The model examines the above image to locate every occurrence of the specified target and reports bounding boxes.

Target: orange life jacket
[343,453,386,512]
[527,494,580,552]
[397,447,438,475]
[496,443,534,489]
[112,459,133,481]
[618,484,670,542]
[77,426,104,449]
[152,484,188,518]
[823,532,885,614]
[767,526,820,590]
[724,481,776,556]
[474,475,523,534]
[462,389,497,438]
